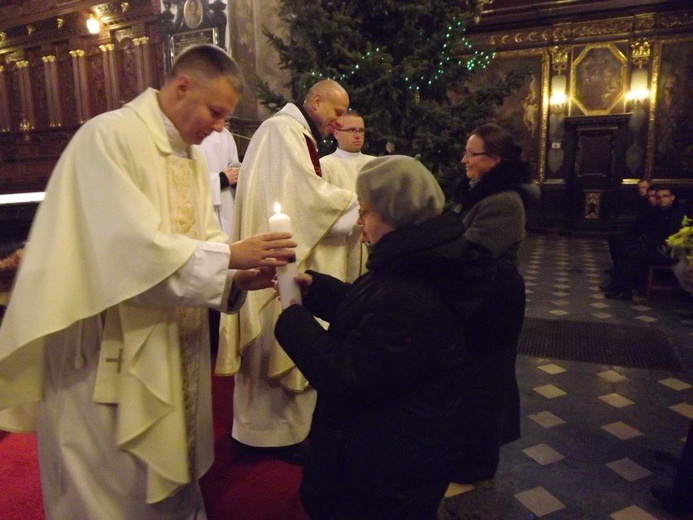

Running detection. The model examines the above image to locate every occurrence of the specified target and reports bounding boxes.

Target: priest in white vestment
[320,110,376,282]
[0,45,296,520]
[198,127,241,235]
[217,80,358,451]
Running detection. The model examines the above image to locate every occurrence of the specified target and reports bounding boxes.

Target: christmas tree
[256,0,530,191]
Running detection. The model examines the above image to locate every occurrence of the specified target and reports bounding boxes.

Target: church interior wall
[1,0,693,240]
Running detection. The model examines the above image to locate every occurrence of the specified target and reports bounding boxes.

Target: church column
[69,49,91,123]
[133,36,154,93]
[99,43,120,111]
[15,59,36,130]
[41,55,63,128]
[0,65,10,132]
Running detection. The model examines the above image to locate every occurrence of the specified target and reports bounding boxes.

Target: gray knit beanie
[356,155,445,227]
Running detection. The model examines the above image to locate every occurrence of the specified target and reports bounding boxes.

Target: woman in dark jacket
[274,155,492,520]
[449,123,535,483]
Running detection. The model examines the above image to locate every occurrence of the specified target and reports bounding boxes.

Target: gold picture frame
[571,43,628,116]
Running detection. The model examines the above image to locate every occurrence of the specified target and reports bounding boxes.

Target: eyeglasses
[337,128,366,135]
[463,150,489,158]
[655,194,673,200]
[358,208,373,219]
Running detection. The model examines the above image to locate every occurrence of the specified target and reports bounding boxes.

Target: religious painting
[183,0,204,29]
[571,44,627,115]
[651,38,693,178]
[464,49,549,181]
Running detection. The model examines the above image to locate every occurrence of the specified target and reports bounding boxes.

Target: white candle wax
[268,202,292,233]
[268,202,302,308]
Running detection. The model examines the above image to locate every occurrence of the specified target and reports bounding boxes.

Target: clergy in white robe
[320,111,376,282]
[217,80,358,448]
[0,45,296,519]
[198,127,241,235]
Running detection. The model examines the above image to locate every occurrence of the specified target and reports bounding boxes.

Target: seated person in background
[274,155,492,520]
[605,186,685,300]
[606,179,653,274]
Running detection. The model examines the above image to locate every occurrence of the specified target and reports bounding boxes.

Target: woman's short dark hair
[471,123,522,164]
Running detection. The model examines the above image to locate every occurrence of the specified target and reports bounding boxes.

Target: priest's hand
[229,232,297,269]
[232,266,276,291]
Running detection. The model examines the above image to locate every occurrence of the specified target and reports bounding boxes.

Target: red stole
[304,135,322,177]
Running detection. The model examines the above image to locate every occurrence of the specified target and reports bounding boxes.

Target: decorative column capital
[630,38,651,68]
[550,46,569,74]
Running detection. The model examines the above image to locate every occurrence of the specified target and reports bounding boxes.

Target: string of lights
[307,18,495,92]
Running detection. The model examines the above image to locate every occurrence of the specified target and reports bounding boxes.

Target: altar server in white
[320,110,376,282]
[198,127,241,234]
[0,44,296,519]
[218,79,358,454]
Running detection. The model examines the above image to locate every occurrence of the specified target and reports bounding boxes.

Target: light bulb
[86,16,101,34]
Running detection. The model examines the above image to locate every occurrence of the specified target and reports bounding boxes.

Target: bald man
[0,44,296,518]
[218,80,358,459]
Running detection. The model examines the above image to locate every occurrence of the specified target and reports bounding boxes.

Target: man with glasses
[605,186,686,300]
[320,110,376,282]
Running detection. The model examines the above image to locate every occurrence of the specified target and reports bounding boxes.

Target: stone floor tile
[444,482,474,498]
[669,402,693,419]
[658,377,692,391]
[523,443,565,465]
[514,486,566,517]
[605,457,652,481]
[538,363,567,375]
[598,370,628,383]
[599,393,635,408]
[548,309,570,316]
[610,505,658,520]
[592,312,613,319]
[528,410,567,428]
[534,384,568,398]
[601,421,643,440]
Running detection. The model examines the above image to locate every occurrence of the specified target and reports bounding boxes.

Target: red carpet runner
[0,372,307,520]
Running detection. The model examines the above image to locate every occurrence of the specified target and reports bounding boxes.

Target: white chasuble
[217,103,356,447]
[0,88,226,511]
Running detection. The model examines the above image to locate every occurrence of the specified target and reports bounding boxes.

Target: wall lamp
[627,39,651,105]
[86,14,101,34]
[549,46,569,111]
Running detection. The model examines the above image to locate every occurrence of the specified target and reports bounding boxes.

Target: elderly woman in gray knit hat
[274,155,492,520]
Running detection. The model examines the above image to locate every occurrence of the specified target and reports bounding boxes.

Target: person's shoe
[651,485,693,515]
[605,290,632,300]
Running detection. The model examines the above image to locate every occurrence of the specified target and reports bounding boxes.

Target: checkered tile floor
[439,233,693,520]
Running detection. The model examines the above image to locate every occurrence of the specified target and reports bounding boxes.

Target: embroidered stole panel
[167,156,206,476]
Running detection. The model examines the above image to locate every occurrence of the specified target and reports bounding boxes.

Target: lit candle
[269,202,302,308]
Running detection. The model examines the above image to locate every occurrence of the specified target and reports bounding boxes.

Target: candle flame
[273,202,282,214]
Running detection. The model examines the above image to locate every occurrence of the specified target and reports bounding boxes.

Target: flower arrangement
[666,216,693,263]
